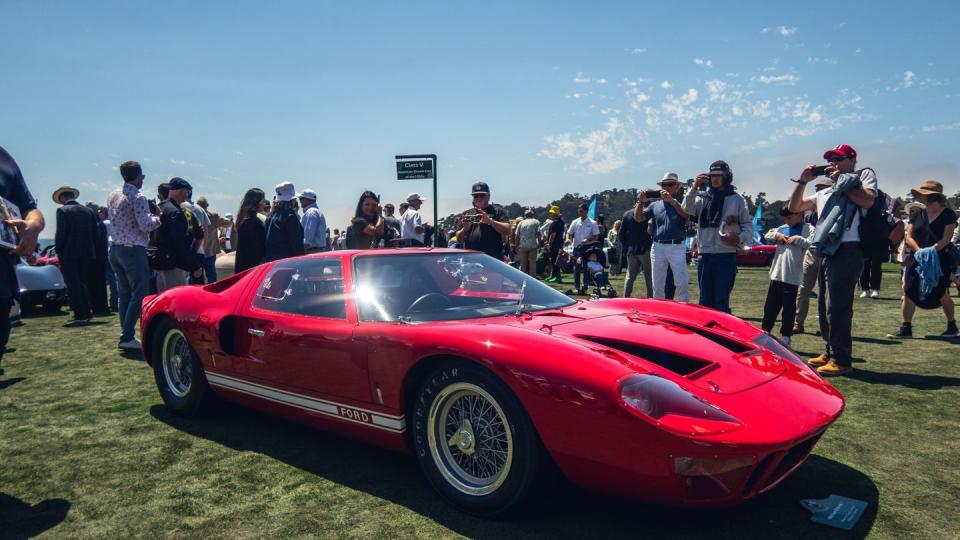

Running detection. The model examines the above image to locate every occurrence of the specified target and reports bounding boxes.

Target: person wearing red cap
[788,144,879,376]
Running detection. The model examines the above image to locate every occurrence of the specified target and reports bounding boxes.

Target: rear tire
[411,360,545,517]
[151,318,210,417]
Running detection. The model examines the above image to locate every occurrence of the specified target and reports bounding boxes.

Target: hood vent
[660,320,754,354]
[577,336,712,376]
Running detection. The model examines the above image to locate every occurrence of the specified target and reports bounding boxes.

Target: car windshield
[353,252,576,322]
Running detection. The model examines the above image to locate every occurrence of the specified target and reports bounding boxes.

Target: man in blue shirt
[642,172,690,301]
[0,145,45,375]
[298,189,328,253]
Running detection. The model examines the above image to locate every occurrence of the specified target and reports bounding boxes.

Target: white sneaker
[118,339,142,350]
[870,290,880,299]
[779,335,792,347]
[859,290,868,298]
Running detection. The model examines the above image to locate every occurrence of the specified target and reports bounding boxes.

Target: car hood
[16,263,65,291]
[518,300,784,395]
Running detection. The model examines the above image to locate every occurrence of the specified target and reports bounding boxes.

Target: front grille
[742,434,821,496]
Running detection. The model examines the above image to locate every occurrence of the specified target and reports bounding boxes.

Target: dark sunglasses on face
[827,156,849,163]
[472,193,488,198]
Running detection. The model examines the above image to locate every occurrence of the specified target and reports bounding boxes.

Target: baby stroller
[578,240,617,298]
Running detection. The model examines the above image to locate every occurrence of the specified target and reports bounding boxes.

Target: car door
[238,257,370,403]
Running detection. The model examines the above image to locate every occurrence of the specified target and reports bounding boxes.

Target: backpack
[856,169,900,257]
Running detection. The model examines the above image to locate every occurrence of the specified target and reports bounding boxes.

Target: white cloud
[573,71,591,84]
[693,58,713,68]
[761,27,770,33]
[539,117,629,174]
[756,74,800,85]
[595,78,608,84]
[630,48,647,55]
[660,80,672,89]
[170,159,187,165]
[921,121,960,132]
[629,91,651,110]
[566,92,591,99]
[903,71,915,88]
[807,56,839,65]
[234,151,244,156]
[778,26,797,36]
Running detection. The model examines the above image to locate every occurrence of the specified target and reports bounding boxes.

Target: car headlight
[619,374,743,436]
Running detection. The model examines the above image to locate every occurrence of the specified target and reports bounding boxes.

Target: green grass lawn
[2,264,959,538]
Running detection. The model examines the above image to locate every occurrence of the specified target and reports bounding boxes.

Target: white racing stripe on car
[205,372,406,432]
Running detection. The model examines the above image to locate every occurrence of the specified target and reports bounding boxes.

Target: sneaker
[118,339,142,351]
[942,322,959,338]
[859,290,868,298]
[779,336,792,347]
[869,290,880,299]
[817,360,853,377]
[887,324,912,339]
[792,324,804,335]
[808,354,830,367]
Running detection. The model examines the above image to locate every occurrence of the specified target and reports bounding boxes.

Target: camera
[810,165,830,177]
[643,189,662,200]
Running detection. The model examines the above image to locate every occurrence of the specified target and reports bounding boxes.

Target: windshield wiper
[514,279,527,316]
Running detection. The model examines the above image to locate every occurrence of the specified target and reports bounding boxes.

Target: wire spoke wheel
[428,382,514,496]
[161,329,193,398]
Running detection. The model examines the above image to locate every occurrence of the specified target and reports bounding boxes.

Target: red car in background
[141,249,844,516]
[693,244,776,267]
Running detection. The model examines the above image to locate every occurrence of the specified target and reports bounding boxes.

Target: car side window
[252,259,346,319]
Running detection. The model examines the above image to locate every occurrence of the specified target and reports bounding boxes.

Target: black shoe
[887,324,912,339]
[63,318,93,327]
[942,322,959,338]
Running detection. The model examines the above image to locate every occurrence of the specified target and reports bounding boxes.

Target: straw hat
[910,180,943,199]
[52,186,79,204]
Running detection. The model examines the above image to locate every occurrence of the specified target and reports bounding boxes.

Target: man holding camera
[642,173,690,301]
[456,181,510,260]
[683,160,752,313]
[788,144,878,376]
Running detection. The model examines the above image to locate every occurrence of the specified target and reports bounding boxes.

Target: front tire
[411,361,545,517]
[152,318,210,417]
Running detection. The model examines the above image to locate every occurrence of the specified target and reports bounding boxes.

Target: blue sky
[2,0,957,236]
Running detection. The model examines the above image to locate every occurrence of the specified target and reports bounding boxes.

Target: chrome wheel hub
[427,382,513,496]
[161,329,193,398]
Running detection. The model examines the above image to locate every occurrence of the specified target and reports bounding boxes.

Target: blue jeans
[697,252,738,313]
[203,256,217,284]
[109,245,151,343]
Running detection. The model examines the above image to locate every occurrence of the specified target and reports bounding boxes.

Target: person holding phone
[787,144,878,376]
[0,145,45,376]
[682,160,752,313]
[643,172,691,301]
[348,191,385,250]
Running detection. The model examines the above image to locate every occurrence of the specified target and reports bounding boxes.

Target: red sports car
[736,244,777,266]
[141,249,844,516]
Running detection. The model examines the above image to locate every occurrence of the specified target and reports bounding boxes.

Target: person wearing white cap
[298,188,328,253]
[264,181,305,262]
[221,212,234,252]
[399,192,427,247]
[642,172,691,301]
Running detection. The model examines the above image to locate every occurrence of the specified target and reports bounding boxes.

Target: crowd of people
[1,142,958,380]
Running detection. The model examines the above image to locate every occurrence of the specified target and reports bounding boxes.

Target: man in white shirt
[565,203,600,293]
[298,188,328,253]
[399,193,426,247]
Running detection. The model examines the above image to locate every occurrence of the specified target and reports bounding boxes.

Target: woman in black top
[234,188,268,273]
[347,191,384,249]
[889,180,958,338]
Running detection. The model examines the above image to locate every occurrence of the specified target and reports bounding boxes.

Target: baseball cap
[406,192,425,202]
[471,181,490,195]
[548,204,561,215]
[275,181,296,202]
[708,160,731,175]
[168,177,192,191]
[823,144,857,160]
[298,188,317,201]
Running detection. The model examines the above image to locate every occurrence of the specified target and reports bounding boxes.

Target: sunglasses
[660,182,678,188]
[472,193,489,198]
[826,156,850,163]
